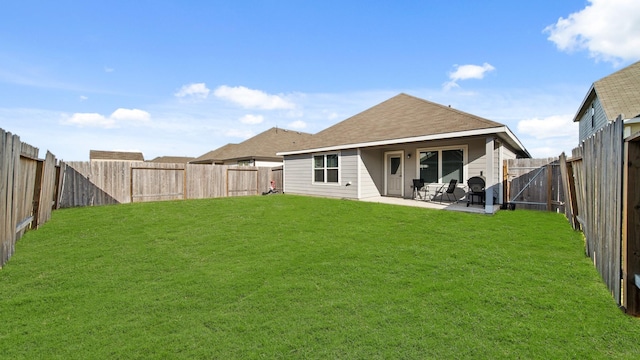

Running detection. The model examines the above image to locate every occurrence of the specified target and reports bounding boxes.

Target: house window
[313,153,339,183]
[418,147,465,183]
[591,103,595,128]
[237,160,253,166]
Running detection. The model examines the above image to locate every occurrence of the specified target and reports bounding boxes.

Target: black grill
[467,176,485,192]
[466,176,486,206]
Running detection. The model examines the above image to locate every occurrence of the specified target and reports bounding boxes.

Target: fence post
[546,163,552,211]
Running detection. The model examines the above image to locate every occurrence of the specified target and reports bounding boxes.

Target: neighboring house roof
[190,143,240,164]
[279,93,529,157]
[148,156,195,164]
[191,127,312,164]
[573,60,640,122]
[90,150,144,161]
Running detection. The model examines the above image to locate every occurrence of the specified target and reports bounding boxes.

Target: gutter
[278,126,526,156]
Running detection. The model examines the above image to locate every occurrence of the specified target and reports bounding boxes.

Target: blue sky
[1,0,639,161]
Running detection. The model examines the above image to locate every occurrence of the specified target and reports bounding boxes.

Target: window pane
[326,154,338,168]
[419,151,438,183]
[442,149,463,183]
[390,157,401,175]
[327,169,338,183]
[314,156,324,168]
[314,169,324,182]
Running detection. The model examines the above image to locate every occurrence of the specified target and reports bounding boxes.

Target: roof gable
[574,60,640,122]
[191,127,312,164]
[296,93,504,151]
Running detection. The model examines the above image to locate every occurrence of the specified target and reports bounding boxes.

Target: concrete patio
[359,196,500,214]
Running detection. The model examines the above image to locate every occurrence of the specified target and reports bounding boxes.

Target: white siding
[466,138,487,179]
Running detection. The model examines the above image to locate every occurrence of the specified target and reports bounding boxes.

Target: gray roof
[284,93,523,153]
[90,150,144,161]
[191,127,312,164]
[148,156,195,164]
[574,60,640,122]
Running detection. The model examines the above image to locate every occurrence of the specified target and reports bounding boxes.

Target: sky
[1,0,640,161]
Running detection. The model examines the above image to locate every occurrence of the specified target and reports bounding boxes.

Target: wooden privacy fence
[1,128,59,268]
[504,157,564,212]
[557,117,640,316]
[58,161,279,208]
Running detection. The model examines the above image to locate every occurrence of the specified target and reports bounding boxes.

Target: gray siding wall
[283,135,522,201]
[578,97,608,142]
[359,149,383,198]
[283,149,359,199]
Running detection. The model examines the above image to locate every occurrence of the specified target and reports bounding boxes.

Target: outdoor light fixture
[407,153,411,159]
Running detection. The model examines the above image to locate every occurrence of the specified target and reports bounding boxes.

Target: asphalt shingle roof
[292,93,505,151]
[191,127,312,164]
[593,60,640,120]
[90,150,144,161]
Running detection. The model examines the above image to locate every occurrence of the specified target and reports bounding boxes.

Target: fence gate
[505,158,564,212]
[131,167,186,202]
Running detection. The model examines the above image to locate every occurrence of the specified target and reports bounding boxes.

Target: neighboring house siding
[283,150,359,199]
[578,97,608,142]
[626,121,640,137]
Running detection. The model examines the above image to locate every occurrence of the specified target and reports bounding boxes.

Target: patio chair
[434,179,458,203]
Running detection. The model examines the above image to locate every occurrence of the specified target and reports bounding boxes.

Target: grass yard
[1,195,639,359]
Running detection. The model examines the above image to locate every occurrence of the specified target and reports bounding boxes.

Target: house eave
[573,85,596,122]
[278,126,529,157]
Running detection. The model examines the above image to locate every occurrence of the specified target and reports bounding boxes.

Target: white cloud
[239,114,264,125]
[63,113,115,128]
[544,0,640,64]
[62,108,151,129]
[104,67,114,73]
[79,95,88,101]
[110,108,151,122]
[214,85,295,110]
[444,63,495,90]
[287,120,307,129]
[517,114,577,139]
[175,83,210,100]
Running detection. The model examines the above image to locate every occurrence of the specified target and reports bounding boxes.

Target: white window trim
[312,151,341,185]
[415,145,468,184]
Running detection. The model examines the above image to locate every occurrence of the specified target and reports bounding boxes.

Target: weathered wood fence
[58,161,279,208]
[557,117,639,315]
[1,129,59,268]
[503,117,639,316]
[504,157,564,212]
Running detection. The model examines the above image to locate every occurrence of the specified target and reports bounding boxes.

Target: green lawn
[1,195,639,359]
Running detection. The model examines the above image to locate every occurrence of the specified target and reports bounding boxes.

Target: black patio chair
[434,179,458,203]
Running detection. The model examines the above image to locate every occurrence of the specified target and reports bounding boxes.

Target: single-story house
[90,150,144,162]
[574,60,640,142]
[191,127,312,167]
[277,93,531,213]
